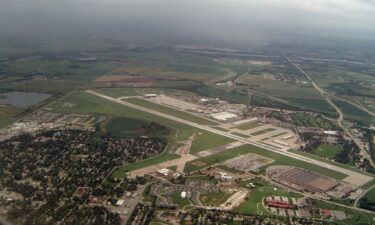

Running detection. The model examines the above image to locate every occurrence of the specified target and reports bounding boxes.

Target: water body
[0,91,51,108]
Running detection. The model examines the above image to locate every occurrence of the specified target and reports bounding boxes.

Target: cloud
[0,0,374,48]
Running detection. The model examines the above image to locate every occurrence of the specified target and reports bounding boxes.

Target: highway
[86,90,372,187]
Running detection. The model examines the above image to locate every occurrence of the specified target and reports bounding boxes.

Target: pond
[0,91,51,108]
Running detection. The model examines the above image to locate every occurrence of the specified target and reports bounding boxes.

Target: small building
[116,199,124,206]
[181,191,187,199]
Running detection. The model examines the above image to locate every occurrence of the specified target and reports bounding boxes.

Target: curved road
[286,57,375,169]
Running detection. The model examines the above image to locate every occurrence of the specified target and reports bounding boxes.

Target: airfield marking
[86,90,373,187]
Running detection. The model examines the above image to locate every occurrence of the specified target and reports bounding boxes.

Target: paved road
[86,90,373,187]
[287,57,375,169]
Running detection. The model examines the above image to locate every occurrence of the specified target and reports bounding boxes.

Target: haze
[1,0,375,49]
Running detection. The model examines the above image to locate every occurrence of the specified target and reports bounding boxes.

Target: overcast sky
[0,0,374,49]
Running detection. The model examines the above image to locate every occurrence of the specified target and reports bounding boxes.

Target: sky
[0,0,374,49]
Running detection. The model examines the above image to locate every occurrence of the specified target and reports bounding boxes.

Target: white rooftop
[211,112,238,121]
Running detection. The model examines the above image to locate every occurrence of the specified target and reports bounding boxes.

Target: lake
[0,91,51,108]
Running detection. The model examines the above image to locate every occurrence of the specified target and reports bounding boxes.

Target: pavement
[86,90,373,187]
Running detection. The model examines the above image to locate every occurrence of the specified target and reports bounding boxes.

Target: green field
[125,98,218,125]
[231,132,250,138]
[169,192,191,208]
[292,112,340,130]
[105,117,170,137]
[334,99,374,122]
[199,191,232,207]
[313,144,342,159]
[189,130,234,153]
[0,106,22,128]
[359,187,375,211]
[184,145,347,180]
[7,57,119,82]
[164,63,226,75]
[250,128,275,136]
[235,122,262,131]
[96,87,140,98]
[111,152,180,178]
[235,177,302,215]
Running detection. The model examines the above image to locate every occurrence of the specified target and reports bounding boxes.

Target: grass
[184,144,347,180]
[169,192,191,208]
[250,128,276,136]
[235,122,261,131]
[105,117,170,137]
[235,177,302,215]
[0,80,83,94]
[199,191,232,207]
[271,132,287,138]
[358,187,375,211]
[215,165,240,174]
[0,106,22,128]
[315,200,373,225]
[333,99,374,122]
[292,112,340,130]
[163,63,226,75]
[96,87,140,98]
[125,98,218,125]
[189,130,234,153]
[231,132,250,138]
[111,152,180,178]
[313,143,342,159]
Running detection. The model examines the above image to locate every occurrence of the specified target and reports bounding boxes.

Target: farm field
[125,98,218,125]
[333,99,374,122]
[238,75,322,99]
[6,57,119,82]
[184,145,347,180]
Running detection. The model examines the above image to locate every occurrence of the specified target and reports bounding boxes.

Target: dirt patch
[192,161,206,167]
